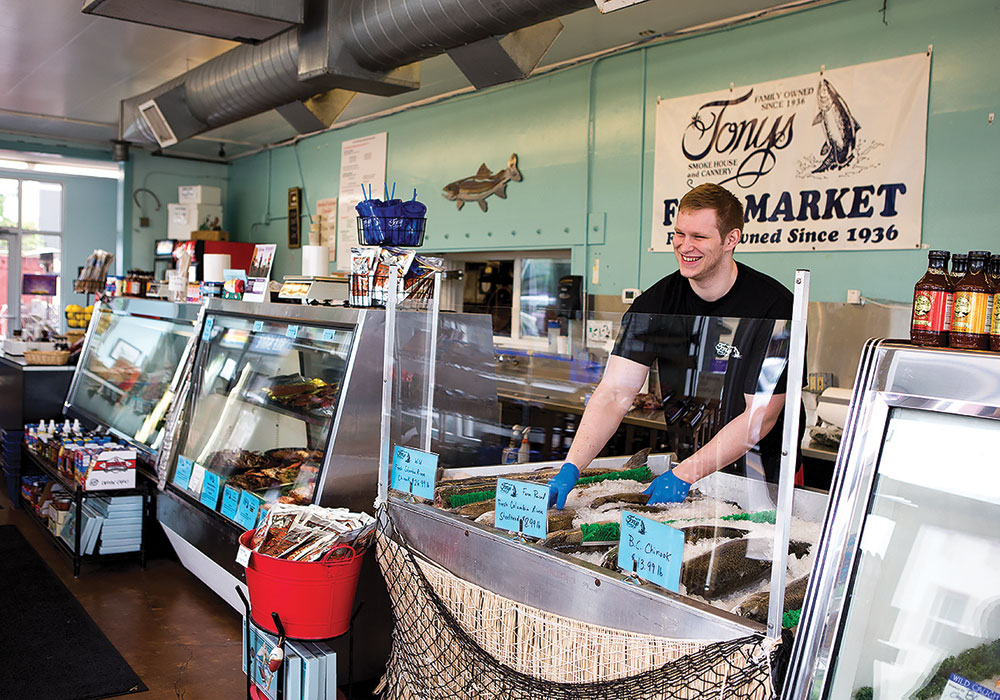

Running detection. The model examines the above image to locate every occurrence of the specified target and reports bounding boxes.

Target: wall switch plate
[847,289,862,304]
[621,288,641,304]
[586,320,613,344]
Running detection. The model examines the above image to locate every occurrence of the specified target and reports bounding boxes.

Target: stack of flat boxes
[242,617,340,700]
[94,495,143,554]
[168,185,223,240]
[1,429,23,506]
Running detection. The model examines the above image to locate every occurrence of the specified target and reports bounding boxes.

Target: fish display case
[784,341,1000,700]
[155,298,498,678]
[378,271,822,694]
[63,297,201,473]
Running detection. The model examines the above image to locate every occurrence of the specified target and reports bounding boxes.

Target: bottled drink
[665,398,691,425]
[950,253,968,285]
[950,250,992,350]
[989,255,1000,351]
[910,250,952,347]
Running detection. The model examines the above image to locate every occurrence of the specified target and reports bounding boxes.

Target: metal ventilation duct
[120,0,592,148]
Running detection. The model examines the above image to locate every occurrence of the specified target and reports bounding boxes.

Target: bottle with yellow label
[950,250,992,350]
[989,254,1000,352]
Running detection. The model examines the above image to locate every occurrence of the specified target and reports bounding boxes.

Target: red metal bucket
[240,530,363,640]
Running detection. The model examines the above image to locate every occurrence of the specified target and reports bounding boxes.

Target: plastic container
[356,216,426,246]
[239,531,363,640]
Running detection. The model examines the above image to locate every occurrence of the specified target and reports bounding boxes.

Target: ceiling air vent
[137,100,177,148]
[81,0,304,43]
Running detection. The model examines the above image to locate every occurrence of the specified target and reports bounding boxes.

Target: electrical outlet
[586,320,613,344]
[847,289,862,304]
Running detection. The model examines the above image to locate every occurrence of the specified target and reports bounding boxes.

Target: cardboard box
[190,230,229,241]
[80,448,137,491]
[168,203,223,240]
[179,185,221,204]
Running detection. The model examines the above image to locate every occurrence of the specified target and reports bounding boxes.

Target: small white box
[178,185,221,204]
[168,203,223,240]
[81,449,137,491]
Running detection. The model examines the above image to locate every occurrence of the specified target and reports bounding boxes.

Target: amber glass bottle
[989,255,1000,351]
[910,250,952,347]
[950,253,968,286]
[950,251,992,350]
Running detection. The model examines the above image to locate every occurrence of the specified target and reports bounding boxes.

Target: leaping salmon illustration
[812,78,860,173]
[442,154,521,212]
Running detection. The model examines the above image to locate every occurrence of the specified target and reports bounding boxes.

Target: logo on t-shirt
[715,342,742,359]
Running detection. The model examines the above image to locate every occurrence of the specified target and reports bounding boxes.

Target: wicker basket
[65,329,86,346]
[23,349,71,366]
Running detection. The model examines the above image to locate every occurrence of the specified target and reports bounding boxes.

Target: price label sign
[389,446,437,500]
[201,316,215,341]
[220,485,241,520]
[253,320,264,332]
[187,463,206,495]
[322,329,335,342]
[236,543,252,568]
[200,471,223,509]
[618,511,684,591]
[173,455,194,490]
[494,478,548,539]
[941,675,1000,700]
[286,324,299,339]
[235,491,262,531]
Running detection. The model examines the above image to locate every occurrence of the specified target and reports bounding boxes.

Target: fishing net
[375,520,785,700]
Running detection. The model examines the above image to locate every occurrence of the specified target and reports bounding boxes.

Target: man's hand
[642,470,692,504]
[547,463,580,510]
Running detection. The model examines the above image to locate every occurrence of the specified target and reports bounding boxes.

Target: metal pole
[766,269,809,639]
[375,266,398,508]
[420,272,442,453]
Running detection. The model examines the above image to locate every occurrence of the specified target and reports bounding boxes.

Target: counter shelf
[20,445,150,577]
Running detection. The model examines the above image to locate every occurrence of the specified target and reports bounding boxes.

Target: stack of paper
[92,495,143,554]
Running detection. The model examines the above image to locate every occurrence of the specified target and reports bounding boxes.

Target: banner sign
[651,53,930,253]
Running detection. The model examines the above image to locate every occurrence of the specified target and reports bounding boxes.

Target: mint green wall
[124,151,229,271]
[227,0,1000,302]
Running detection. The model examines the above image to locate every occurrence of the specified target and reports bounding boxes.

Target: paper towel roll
[302,245,330,277]
[203,253,230,283]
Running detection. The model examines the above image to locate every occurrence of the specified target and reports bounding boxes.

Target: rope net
[376,526,782,700]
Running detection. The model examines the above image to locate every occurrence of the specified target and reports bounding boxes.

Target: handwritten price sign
[494,478,548,539]
[389,446,438,500]
[618,511,684,591]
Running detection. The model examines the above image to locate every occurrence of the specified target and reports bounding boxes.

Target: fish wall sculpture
[812,78,860,173]
[442,154,522,212]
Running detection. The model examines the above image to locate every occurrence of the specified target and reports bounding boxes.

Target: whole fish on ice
[812,78,860,173]
[442,154,521,212]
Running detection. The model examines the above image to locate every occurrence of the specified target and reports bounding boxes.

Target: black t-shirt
[612,262,795,480]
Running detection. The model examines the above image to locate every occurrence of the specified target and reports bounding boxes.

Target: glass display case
[64,297,200,459]
[785,341,1000,700]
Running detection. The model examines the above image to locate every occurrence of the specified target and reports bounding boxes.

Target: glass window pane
[0,178,17,227]
[20,233,61,335]
[22,180,62,231]
[519,258,570,338]
[0,238,8,337]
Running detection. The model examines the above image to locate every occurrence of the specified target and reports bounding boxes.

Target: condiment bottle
[910,249,952,347]
[950,250,993,350]
[989,255,1000,351]
[950,253,968,286]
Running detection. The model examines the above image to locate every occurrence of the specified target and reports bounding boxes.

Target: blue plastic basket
[357,216,426,247]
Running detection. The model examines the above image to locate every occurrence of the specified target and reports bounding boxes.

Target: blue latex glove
[642,470,692,505]
[547,462,580,510]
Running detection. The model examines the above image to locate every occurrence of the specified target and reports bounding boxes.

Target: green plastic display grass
[448,490,496,508]
[721,509,777,524]
[581,522,620,542]
[577,465,653,486]
[783,609,801,629]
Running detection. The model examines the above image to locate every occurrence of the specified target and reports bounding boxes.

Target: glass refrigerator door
[820,407,1000,700]
[168,314,355,524]
[66,303,195,452]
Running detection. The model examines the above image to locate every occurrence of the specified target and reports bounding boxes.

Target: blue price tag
[494,478,549,539]
[944,674,1000,700]
[389,446,438,500]
[220,485,241,520]
[253,320,264,332]
[286,325,298,339]
[618,511,684,591]
[201,316,215,341]
[200,471,222,509]
[173,455,194,490]
[322,329,335,342]
[235,491,262,531]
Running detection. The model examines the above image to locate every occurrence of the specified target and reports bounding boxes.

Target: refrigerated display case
[63,297,200,469]
[784,341,1000,700]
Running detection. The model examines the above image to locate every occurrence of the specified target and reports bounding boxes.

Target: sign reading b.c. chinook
[651,53,930,253]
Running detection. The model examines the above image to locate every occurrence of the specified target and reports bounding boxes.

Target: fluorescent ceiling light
[0,150,122,180]
[0,159,29,170]
[33,163,122,180]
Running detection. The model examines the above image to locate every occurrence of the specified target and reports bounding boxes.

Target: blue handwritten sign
[173,455,194,490]
[220,485,240,520]
[201,316,215,341]
[389,446,437,500]
[235,491,262,531]
[494,478,548,539]
[618,511,684,591]
[944,674,1000,700]
[253,320,264,332]
[286,324,299,339]
[322,329,335,342]
[200,471,222,509]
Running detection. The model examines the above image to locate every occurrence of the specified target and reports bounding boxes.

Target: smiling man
[548,183,795,509]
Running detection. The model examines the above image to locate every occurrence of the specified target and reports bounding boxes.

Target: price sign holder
[618,511,684,591]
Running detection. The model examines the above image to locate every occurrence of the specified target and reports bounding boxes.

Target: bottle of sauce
[910,249,952,347]
[989,255,1000,351]
[950,253,968,286]
[950,250,993,350]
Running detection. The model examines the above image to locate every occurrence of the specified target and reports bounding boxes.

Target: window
[0,178,64,337]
